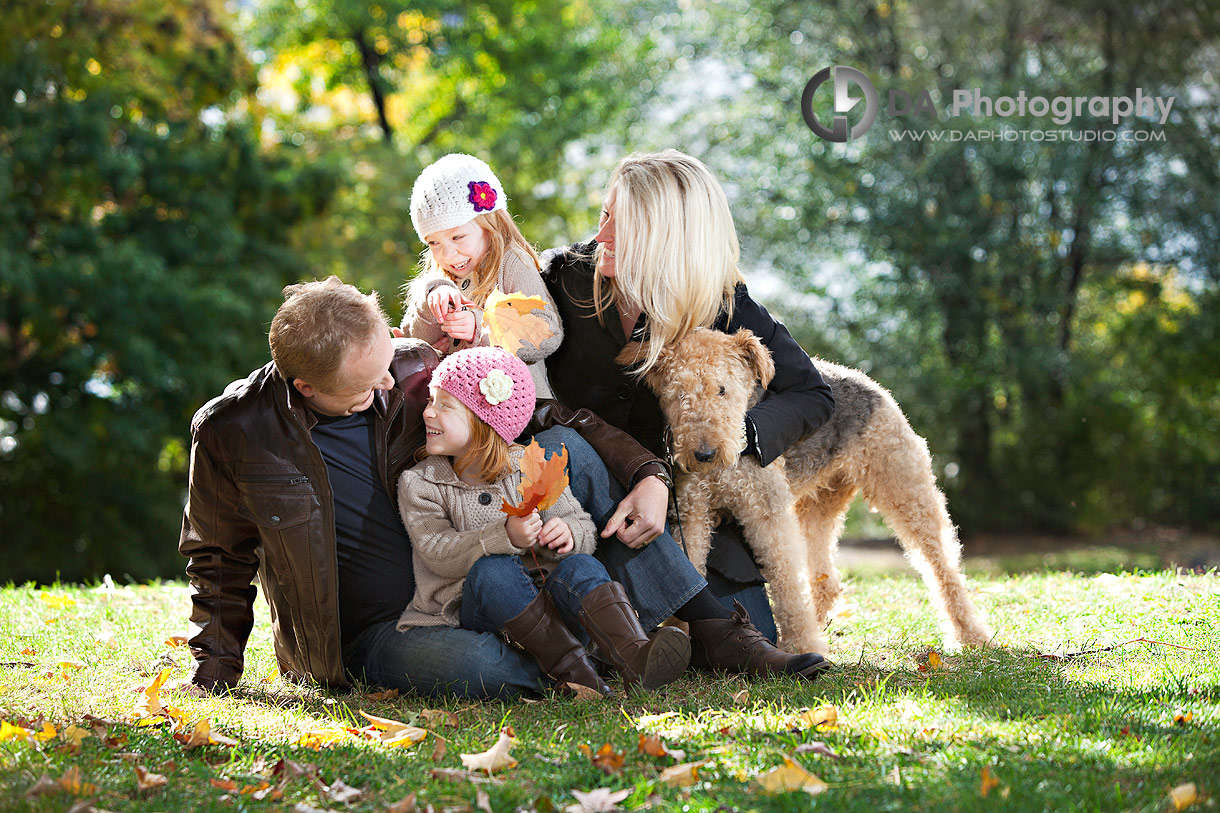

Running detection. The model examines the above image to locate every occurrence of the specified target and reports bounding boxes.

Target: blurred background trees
[2,0,1217,583]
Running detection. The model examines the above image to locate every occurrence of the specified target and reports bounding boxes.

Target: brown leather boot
[578,581,690,691]
[502,591,613,697]
[688,601,831,680]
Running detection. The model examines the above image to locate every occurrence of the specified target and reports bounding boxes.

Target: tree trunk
[353,27,394,145]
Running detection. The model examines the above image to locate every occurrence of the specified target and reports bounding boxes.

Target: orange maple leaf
[501,441,569,518]
[482,288,552,355]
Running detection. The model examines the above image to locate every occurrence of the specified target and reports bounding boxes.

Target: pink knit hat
[430,347,535,443]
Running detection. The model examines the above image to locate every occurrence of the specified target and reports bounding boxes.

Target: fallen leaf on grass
[565,787,630,813]
[482,288,553,355]
[40,592,77,609]
[756,757,828,796]
[210,778,238,791]
[580,743,625,775]
[57,767,99,795]
[657,760,707,787]
[637,734,685,762]
[357,710,428,747]
[324,778,364,804]
[793,705,838,731]
[297,725,352,749]
[503,442,569,517]
[794,741,840,759]
[476,788,494,813]
[174,719,239,749]
[387,792,418,813]
[979,766,1002,797]
[61,725,92,749]
[21,647,37,656]
[367,688,399,701]
[731,688,749,705]
[164,635,189,648]
[917,650,944,672]
[432,734,448,763]
[1173,710,1193,726]
[1169,783,1200,811]
[134,765,168,793]
[132,667,173,719]
[461,727,518,773]
[24,775,60,797]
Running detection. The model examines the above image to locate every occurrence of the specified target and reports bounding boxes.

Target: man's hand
[601,474,669,548]
[507,510,542,549]
[538,517,574,555]
[427,286,468,323]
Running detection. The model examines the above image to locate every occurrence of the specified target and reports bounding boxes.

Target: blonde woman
[541,149,836,674]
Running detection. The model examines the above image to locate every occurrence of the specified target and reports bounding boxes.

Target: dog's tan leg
[861,433,993,648]
[793,482,856,643]
[721,462,823,653]
[674,474,716,577]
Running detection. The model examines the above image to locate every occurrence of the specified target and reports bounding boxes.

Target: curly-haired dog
[618,328,992,653]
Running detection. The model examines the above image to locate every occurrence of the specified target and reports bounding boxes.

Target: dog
[618,328,993,653]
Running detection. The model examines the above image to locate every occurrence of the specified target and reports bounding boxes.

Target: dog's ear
[732,329,775,388]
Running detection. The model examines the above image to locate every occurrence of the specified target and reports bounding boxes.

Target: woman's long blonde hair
[592,150,745,376]
[407,209,541,312]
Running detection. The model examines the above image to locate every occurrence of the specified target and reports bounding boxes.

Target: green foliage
[0,3,338,583]
[626,0,1220,534]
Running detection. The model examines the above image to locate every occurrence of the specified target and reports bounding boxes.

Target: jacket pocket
[237,491,313,530]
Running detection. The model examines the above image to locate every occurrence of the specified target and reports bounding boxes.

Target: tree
[0,0,337,583]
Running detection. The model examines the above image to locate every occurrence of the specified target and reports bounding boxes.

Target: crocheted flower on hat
[468,181,497,212]
[479,368,514,405]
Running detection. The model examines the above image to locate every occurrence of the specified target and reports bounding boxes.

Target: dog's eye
[718,386,726,396]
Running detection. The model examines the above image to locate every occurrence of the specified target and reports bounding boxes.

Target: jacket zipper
[240,474,310,485]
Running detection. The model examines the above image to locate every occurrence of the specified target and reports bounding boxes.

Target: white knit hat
[410,153,508,242]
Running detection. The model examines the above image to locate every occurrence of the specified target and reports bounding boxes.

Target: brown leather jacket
[179,339,667,691]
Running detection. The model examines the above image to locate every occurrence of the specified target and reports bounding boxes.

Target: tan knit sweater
[402,246,562,399]
[395,447,597,629]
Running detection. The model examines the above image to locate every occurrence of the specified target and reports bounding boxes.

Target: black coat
[541,241,835,466]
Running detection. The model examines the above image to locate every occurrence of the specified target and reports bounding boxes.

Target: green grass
[2,563,1217,812]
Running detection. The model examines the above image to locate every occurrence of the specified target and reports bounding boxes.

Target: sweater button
[616,384,633,400]
[479,492,492,505]
[270,515,281,525]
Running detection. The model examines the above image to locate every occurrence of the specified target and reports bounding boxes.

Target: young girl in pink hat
[395,346,689,697]
[402,153,563,399]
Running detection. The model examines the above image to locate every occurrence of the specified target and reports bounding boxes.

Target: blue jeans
[536,427,703,629]
[538,426,778,640]
[460,553,610,634]
[342,620,544,700]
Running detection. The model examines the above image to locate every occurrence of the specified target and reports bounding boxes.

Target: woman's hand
[440,307,477,343]
[538,518,574,555]
[506,510,542,549]
[601,474,669,549]
[427,287,467,323]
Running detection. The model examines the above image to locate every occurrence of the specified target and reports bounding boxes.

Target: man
[180,277,822,698]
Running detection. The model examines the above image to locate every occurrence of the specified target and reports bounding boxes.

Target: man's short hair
[269,276,388,392]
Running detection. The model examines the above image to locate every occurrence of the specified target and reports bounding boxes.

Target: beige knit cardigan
[401,246,562,399]
[395,447,597,630]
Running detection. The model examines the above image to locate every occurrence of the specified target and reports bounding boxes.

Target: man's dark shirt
[310,408,414,647]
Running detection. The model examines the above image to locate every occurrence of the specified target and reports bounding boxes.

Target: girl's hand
[506,510,542,549]
[440,307,477,342]
[539,518,574,555]
[427,287,467,323]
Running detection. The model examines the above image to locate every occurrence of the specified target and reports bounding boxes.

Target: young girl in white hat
[402,153,563,398]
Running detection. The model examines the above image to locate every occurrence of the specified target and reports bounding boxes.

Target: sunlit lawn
[1,548,1217,811]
